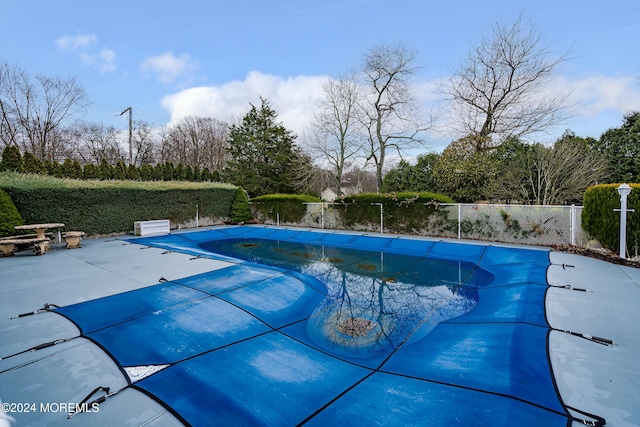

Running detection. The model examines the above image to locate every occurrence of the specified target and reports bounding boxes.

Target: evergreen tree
[99,158,113,180]
[72,160,83,179]
[22,152,45,174]
[592,112,640,183]
[175,163,186,181]
[163,162,174,181]
[0,189,24,237]
[62,158,81,178]
[44,159,57,176]
[192,165,201,182]
[50,161,64,178]
[84,164,99,180]
[114,161,127,180]
[154,164,165,181]
[229,187,251,223]
[201,167,212,182]
[0,146,23,172]
[140,164,154,181]
[185,164,193,181]
[223,98,303,197]
[127,164,140,181]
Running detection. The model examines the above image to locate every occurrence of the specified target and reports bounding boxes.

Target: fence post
[570,204,575,245]
[371,203,383,233]
[457,204,461,240]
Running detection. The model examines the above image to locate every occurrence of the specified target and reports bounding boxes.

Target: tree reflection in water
[303,260,477,359]
[202,238,482,360]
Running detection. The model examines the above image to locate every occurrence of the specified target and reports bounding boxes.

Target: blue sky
[2,0,639,152]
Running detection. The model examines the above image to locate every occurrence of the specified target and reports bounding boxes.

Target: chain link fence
[259,203,592,248]
[439,204,587,246]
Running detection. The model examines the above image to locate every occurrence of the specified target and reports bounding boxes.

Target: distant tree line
[0,145,222,182]
[381,113,640,204]
[3,13,639,204]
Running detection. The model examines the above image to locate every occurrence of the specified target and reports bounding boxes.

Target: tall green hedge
[582,183,640,255]
[250,194,322,223]
[0,172,237,235]
[338,192,454,233]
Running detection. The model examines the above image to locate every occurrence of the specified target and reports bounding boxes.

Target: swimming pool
[51,226,578,426]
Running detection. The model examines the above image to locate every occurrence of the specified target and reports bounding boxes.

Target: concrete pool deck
[0,225,639,426]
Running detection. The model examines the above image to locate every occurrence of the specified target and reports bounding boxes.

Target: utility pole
[120,107,132,165]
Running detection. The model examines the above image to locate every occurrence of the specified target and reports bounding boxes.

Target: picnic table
[15,223,65,241]
[14,223,65,252]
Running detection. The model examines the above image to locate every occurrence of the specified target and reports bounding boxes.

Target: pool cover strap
[0,336,76,362]
[67,385,118,419]
[10,302,59,319]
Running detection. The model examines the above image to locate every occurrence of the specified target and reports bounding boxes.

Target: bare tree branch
[443,16,572,147]
[359,43,432,191]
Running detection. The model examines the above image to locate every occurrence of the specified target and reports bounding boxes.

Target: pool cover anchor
[556,329,615,346]
[549,283,589,292]
[9,302,60,319]
[67,385,121,419]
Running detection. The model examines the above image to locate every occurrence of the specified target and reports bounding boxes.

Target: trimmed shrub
[229,188,251,223]
[0,188,24,237]
[582,183,640,255]
[0,172,237,235]
[251,194,322,223]
[0,146,23,173]
[337,192,454,234]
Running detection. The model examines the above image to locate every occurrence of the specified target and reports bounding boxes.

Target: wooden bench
[62,231,85,249]
[0,237,50,256]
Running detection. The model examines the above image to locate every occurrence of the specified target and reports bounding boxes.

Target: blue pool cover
[53,226,576,426]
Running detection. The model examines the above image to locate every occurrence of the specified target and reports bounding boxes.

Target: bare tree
[131,120,160,165]
[161,116,229,171]
[493,133,607,204]
[444,16,571,148]
[73,122,125,164]
[0,62,88,159]
[307,73,364,196]
[359,44,430,191]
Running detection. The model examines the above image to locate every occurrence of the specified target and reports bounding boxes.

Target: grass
[0,172,236,191]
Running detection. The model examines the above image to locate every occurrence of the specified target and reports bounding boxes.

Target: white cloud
[140,51,198,84]
[564,75,640,117]
[99,49,116,72]
[79,48,116,73]
[160,71,640,151]
[54,33,96,51]
[161,71,327,136]
[55,33,116,73]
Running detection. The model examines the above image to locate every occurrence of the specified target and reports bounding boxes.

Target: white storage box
[134,219,170,236]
